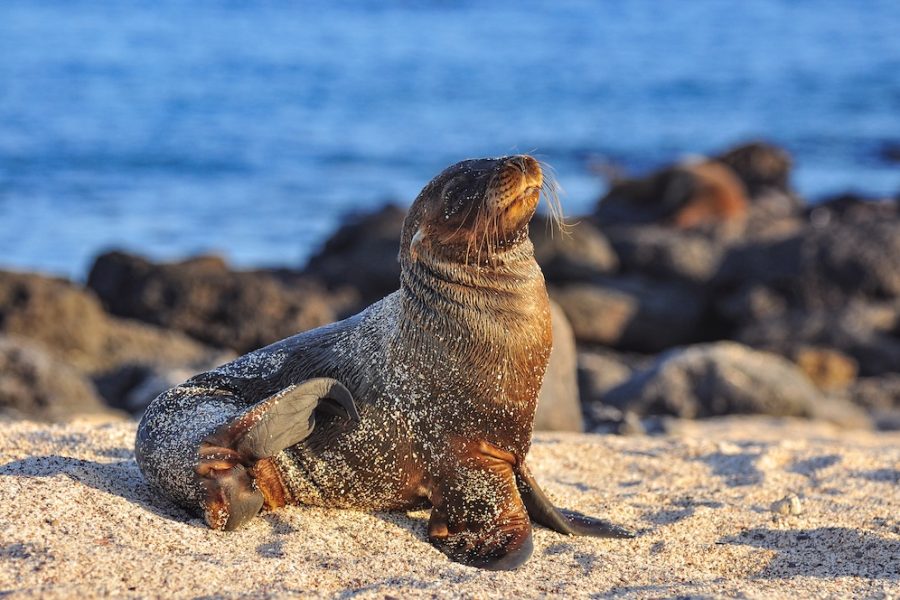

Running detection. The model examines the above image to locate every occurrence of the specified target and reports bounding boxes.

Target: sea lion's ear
[409,227,425,263]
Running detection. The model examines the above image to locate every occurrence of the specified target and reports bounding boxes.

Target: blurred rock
[303,204,406,309]
[734,301,900,377]
[602,342,869,427]
[595,160,748,230]
[791,346,858,392]
[0,270,218,374]
[713,141,793,197]
[577,350,634,406]
[0,336,115,422]
[849,375,900,411]
[88,251,338,354]
[0,270,108,364]
[551,277,708,352]
[534,301,583,432]
[530,216,618,282]
[716,218,900,310]
[604,225,726,284]
[806,194,898,227]
[94,354,232,416]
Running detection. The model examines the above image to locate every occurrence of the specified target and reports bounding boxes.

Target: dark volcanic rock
[303,204,406,309]
[717,217,900,310]
[529,216,618,282]
[849,375,900,411]
[602,342,869,427]
[88,251,337,354]
[806,194,898,227]
[93,355,232,416]
[714,215,900,373]
[734,301,900,377]
[533,301,584,432]
[551,277,708,353]
[577,350,635,406]
[0,270,217,374]
[604,225,726,284]
[0,336,114,421]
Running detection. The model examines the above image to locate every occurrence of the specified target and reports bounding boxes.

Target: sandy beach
[1,416,897,599]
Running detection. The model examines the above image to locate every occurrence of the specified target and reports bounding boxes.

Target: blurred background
[1,1,898,431]
[1,0,899,277]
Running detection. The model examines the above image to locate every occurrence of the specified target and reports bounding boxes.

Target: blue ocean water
[1,0,899,278]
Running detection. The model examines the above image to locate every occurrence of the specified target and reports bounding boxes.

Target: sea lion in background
[596,159,748,229]
[136,155,633,570]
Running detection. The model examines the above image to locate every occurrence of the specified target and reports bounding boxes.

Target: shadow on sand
[721,527,900,580]
[0,453,192,524]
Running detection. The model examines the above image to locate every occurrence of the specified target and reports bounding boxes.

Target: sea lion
[135,155,633,570]
[596,160,748,229]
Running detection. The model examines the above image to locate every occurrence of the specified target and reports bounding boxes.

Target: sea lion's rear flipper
[428,441,534,571]
[197,378,358,531]
[516,463,634,538]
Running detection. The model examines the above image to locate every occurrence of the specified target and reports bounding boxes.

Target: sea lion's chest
[359,288,551,452]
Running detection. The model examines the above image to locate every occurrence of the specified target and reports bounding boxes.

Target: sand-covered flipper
[427,441,535,571]
[516,463,634,538]
[196,378,358,531]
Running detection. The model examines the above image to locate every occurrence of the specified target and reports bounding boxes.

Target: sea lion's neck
[399,240,546,319]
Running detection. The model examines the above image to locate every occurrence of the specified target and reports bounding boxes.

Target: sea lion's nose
[505,155,542,185]
[508,156,528,174]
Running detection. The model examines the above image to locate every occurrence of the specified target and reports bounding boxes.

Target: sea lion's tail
[514,463,635,538]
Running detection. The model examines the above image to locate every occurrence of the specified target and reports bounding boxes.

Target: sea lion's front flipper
[516,462,635,538]
[197,378,357,531]
[428,441,533,570]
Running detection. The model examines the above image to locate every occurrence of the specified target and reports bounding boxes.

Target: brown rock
[0,269,231,417]
[534,301,583,432]
[0,270,108,363]
[0,270,217,374]
[0,336,115,422]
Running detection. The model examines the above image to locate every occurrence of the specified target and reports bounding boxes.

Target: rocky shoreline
[1,141,898,433]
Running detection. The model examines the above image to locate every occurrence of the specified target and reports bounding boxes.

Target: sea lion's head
[400,155,559,268]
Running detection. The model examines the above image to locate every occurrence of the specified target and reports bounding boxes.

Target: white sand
[1,417,898,599]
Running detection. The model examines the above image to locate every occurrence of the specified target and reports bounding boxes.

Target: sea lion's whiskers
[538,161,569,238]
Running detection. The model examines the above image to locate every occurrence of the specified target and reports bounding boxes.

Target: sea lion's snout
[490,155,543,224]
